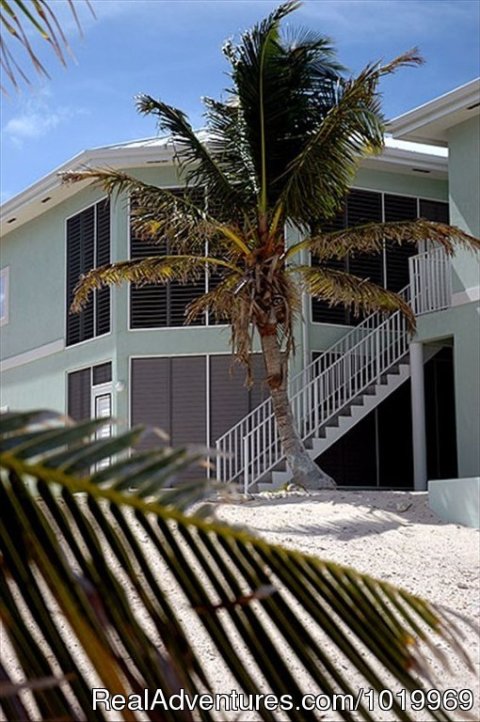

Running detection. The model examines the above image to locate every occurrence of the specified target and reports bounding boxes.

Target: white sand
[211,489,480,721]
[2,489,479,722]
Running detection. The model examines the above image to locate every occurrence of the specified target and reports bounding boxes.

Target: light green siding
[448,116,480,293]
[415,302,480,477]
[448,116,480,237]
[1,164,449,408]
[353,167,448,201]
[4,156,478,481]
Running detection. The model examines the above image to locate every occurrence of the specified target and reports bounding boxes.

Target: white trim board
[1,339,64,372]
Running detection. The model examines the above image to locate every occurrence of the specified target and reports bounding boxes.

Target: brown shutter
[311,207,349,325]
[419,199,449,222]
[384,194,418,292]
[171,356,206,447]
[95,200,111,336]
[66,207,95,345]
[210,354,268,443]
[210,356,250,442]
[130,358,171,448]
[249,354,269,409]
[67,368,91,421]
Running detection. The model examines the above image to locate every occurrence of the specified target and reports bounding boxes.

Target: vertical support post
[410,342,428,491]
[243,435,249,496]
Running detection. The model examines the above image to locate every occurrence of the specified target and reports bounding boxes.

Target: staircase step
[271,360,412,488]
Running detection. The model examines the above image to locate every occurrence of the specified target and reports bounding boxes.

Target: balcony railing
[409,247,452,316]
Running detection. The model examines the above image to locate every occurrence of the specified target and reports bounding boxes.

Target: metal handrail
[242,287,410,491]
[216,247,452,491]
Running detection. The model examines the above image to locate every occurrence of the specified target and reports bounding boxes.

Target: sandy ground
[211,489,480,721]
[2,489,479,722]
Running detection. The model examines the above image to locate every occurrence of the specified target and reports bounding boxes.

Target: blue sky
[1,0,479,202]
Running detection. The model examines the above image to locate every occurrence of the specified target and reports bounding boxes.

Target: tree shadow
[239,489,451,540]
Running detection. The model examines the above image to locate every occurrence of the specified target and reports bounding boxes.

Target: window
[129,188,221,328]
[67,362,112,421]
[311,191,449,325]
[66,200,111,346]
[67,362,113,470]
[0,267,9,326]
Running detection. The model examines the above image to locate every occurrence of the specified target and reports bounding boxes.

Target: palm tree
[0,410,474,721]
[64,1,480,489]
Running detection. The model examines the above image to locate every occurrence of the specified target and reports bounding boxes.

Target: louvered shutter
[130,358,171,449]
[92,362,112,385]
[210,356,250,443]
[205,193,228,325]
[419,199,449,223]
[346,189,384,286]
[130,232,169,328]
[168,277,206,326]
[129,188,207,328]
[95,200,111,335]
[311,207,349,325]
[66,207,95,345]
[168,187,206,326]
[384,194,418,292]
[345,190,383,324]
[171,356,207,450]
[67,368,91,421]
[210,354,268,443]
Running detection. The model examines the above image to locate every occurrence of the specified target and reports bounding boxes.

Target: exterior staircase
[215,248,452,493]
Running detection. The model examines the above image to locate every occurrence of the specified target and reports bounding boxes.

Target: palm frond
[305,220,480,261]
[275,49,423,227]
[70,255,241,313]
[62,168,252,257]
[293,264,416,328]
[186,274,241,325]
[137,94,253,217]
[0,0,94,93]
[225,0,345,216]
[202,95,259,212]
[0,410,473,722]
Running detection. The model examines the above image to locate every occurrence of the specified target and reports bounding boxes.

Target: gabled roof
[0,135,447,236]
[389,78,480,146]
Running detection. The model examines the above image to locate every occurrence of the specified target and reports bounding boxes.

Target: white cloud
[3,87,83,146]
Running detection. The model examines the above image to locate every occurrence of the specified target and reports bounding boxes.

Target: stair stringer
[260,346,440,491]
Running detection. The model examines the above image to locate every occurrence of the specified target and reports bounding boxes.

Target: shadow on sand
[238,490,451,541]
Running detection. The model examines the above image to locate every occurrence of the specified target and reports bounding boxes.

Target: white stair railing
[216,248,452,491]
[242,286,410,491]
[216,286,409,486]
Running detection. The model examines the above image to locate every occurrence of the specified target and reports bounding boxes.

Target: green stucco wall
[415,302,480,477]
[5,158,476,479]
[448,115,480,293]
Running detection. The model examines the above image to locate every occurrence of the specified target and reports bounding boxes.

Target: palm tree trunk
[259,331,336,490]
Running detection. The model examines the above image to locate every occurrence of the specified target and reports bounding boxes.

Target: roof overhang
[0,135,448,237]
[388,78,480,146]
[0,144,175,237]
